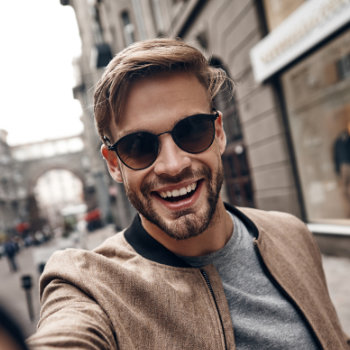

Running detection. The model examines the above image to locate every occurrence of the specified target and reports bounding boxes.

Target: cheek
[122,169,145,193]
[215,136,226,155]
[208,143,224,163]
[211,149,225,175]
[194,150,222,176]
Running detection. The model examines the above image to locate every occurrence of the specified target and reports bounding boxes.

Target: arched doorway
[33,169,85,228]
[210,56,255,208]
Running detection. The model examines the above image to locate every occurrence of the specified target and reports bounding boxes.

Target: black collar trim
[124,215,191,267]
[124,202,259,267]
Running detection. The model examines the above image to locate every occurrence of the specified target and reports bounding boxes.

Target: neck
[140,200,233,257]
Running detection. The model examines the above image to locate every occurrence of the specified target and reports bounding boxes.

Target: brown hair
[94,38,231,142]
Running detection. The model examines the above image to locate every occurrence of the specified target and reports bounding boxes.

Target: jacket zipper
[253,241,323,349]
[200,269,228,350]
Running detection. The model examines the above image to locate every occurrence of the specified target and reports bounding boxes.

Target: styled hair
[94,38,231,142]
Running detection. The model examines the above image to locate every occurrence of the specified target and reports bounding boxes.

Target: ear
[215,111,227,155]
[101,144,123,183]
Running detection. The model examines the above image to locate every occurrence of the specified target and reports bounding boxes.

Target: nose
[153,134,191,176]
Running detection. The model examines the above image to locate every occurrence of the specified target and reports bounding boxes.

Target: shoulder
[239,206,308,233]
[45,230,133,268]
[237,207,318,255]
[40,231,136,292]
[237,207,326,281]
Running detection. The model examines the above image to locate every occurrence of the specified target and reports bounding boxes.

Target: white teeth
[159,182,197,199]
[179,188,187,196]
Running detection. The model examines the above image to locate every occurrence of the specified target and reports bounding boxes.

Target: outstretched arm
[27,250,118,350]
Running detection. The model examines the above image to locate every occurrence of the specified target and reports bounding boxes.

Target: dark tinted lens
[116,132,158,169]
[173,115,215,153]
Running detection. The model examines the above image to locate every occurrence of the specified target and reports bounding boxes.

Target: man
[28,38,349,349]
[4,239,18,272]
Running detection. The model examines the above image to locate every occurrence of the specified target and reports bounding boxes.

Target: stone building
[63,0,350,238]
[0,133,96,234]
[250,0,350,251]
[0,130,25,235]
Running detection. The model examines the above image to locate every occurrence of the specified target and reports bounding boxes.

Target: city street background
[0,0,349,346]
[0,225,349,339]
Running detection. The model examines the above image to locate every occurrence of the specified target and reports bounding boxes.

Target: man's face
[105,72,226,240]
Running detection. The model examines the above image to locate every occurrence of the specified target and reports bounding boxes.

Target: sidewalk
[0,225,116,337]
[322,254,350,333]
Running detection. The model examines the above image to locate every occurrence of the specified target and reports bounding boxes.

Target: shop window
[150,0,166,36]
[91,2,104,43]
[282,29,350,224]
[337,52,350,80]
[121,10,135,46]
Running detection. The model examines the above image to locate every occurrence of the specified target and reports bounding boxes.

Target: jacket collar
[124,202,259,266]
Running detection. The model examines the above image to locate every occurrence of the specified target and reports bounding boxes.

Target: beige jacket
[28,205,350,349]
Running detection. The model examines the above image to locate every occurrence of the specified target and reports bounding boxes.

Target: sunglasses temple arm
[103,136,113,150]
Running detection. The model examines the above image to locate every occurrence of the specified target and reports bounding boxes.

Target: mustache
[141,166,212,193]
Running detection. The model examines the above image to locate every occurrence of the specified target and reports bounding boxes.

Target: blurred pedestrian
[4,239,18,272]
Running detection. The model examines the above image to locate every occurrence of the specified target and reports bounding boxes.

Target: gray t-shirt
[178,212,319,349]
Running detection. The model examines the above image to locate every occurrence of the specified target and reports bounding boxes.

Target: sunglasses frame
[103,111,219,170]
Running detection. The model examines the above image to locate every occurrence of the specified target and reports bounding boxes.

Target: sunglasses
[104,111,219,170]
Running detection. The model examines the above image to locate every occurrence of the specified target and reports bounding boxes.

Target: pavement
[321,254,350,333]
[0,225,116,338]
[0,225,349,340]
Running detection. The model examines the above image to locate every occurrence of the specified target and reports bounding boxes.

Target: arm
[27,253,118,349]
[292,216,350,348]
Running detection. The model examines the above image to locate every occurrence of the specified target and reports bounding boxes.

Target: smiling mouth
[156,181,199,202]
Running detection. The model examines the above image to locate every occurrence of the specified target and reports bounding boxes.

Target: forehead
[112,72,211,138]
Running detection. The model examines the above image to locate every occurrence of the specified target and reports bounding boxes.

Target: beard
[124,160,224,240]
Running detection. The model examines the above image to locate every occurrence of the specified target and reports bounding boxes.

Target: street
[0,224,116,338]
[0,225,349,340]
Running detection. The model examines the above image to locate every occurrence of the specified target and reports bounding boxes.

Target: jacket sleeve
[297,217,350,349]
[27,251,118,350]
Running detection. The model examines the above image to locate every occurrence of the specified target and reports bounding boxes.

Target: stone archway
[14,148,94,229]
[24,156,87,197]
[33,168,85,228]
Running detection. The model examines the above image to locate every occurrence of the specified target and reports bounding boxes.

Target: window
[210,57,254,207]
[121,10,135,46]
[282,29,350,224]
[150,0,166,36]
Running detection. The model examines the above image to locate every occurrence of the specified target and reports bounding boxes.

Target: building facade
[0,130,26,236]
[250,0,350,237]
[64,0,350,236]
[0,131,109,239]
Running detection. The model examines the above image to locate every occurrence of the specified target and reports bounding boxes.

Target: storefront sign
[250,0,350,82]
